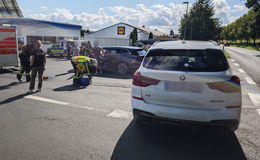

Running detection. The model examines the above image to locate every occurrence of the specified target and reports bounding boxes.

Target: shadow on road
[47,56,70,62]
[55,69,74,78]
[111,121,246,160]
[53,84,87,91]
[0,68,18,74]
[0,92,33,105]
[95,73,132,79]
[256,55,260,57]
[0,82,24,91]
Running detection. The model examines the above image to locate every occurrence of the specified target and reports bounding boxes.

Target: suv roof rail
[151,40,160,47]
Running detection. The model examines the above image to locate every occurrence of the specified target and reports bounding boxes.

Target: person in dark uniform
[17,43,33,82]
[27,40,46,94]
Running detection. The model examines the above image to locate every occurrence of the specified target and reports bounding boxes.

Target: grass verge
[224,50,231,58]
[231,44,259,51]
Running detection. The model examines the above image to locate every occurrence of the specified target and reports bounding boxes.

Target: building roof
[0,17,82,30]
[88,22,165,36]
[151,40,222,50]
[0,0,23,17]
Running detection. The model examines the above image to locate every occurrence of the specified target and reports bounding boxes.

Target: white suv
[131,41,242,131]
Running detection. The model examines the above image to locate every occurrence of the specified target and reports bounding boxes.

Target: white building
[0,18,82,51]
[85,22,165,46]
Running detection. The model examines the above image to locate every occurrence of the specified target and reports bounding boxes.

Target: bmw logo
[180,75,186,81]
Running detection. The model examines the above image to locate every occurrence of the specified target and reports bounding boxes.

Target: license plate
[164,81,203,93]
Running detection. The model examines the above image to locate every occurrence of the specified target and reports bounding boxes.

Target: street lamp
[183,1,189,40]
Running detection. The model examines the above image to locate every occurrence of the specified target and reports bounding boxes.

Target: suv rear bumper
[132,99,241,131]
[133,109,239,131]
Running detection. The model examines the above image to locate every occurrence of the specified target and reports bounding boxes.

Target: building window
[43,36,56,44]
[58,37,65,41]
[26,36,42,44]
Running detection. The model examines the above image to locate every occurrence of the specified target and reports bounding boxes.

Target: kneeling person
[71,56,97,86]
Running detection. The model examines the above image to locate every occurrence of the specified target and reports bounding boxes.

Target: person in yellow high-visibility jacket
[71,56,97,86]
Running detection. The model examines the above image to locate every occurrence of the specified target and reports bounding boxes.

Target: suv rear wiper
[184,63,192,71]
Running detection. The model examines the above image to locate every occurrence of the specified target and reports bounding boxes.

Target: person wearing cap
[27,40,46,94]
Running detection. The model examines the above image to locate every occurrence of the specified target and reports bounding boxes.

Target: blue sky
[17,0,248,33]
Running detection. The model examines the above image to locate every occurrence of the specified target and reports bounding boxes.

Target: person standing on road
[66,41,72,59]
[27,40,46,94]
[17,43,33,82]
[92,41,103,75]
[63,40,67,57]
[79,46,87,56]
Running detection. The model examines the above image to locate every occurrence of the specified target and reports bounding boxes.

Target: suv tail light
[207,76,241,93]
[133,71,160,87]
[230,75,240,85]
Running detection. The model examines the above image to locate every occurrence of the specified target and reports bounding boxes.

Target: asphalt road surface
[225,46,260,86]
[0,55,260,160]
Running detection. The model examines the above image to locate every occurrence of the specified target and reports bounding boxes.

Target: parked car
[41,41,53,53]
[224,42,230,46]
[47,42,65,57]
[101,46,147,74]
[132,40,242,131]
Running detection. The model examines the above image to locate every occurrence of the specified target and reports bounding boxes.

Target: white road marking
[233,63,240,67]
[24,95,110,113]
[25,95,69,105]
[245,77,256,85]
[257,109,260,116]
[70,104,94,111]
[230,59,235,62]
[238,68,245,73]
[107,109,132,119]
[248,93,260,106]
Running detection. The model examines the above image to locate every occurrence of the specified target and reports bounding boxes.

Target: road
[224,46,260,86]
[0,55,260,160]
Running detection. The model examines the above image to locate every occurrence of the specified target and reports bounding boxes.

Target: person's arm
[30,55,35,67]
[44,54,46,66]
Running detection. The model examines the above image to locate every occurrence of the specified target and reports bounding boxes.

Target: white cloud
[231,4,247,12]
[30,4,187,34]
[212,0,231,23]
[229,16,240,23]
[40,6,48,10]
[212,0,248,25]
[29,2,247,34]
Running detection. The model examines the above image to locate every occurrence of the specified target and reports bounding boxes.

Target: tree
[80,30,86,37]
[80,28,91,37]
[178,0,221,41]
[170,29,174,36]
[86,28,90,34]
[130,28,138,46]
[246,0,260,45]
[246,0,260,9]
[149,32,154,39]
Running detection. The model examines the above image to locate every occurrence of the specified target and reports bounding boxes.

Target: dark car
[101,46,146,74]
[224,42,230,46]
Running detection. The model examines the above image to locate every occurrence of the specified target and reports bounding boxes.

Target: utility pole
[190,20,192,40]
[183,2,189,40]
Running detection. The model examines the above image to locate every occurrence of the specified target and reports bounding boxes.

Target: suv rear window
[143,49,229,72]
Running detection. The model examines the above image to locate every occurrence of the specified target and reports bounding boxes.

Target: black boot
[17,74,22,81]
[26,75,31,82]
